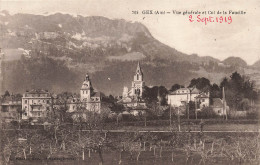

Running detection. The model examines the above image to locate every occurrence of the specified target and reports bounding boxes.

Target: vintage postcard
[0,0,259,164]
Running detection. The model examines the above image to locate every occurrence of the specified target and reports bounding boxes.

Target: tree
[3,90,10,97]
[169,84,184,92]
[219,72,258,110]
[188,77,211,91]
[239,98,250,111]
[56,92,73,122]
[72,105,111,164]
[210,84,221,97]
[16,107,23,129]
[188,101,196,119]
[220,77,229,89]
[230,72,244,91]
[198,107,217,119]
[210,83,221,104]
[142,85,168,105]
[108,102,124,125]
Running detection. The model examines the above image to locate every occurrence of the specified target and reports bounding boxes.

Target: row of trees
[141,72,258,112]
[1,125,259,165]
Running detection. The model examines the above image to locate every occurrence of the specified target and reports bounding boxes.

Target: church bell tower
[131,62,145,98]
[80,74,92,101]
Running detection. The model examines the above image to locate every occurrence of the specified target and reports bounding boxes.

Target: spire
[136,61,143,75]
[137,61,140,69]
[81,74,92,89]
[85,74,89,81]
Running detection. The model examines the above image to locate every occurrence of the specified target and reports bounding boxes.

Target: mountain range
[0,11,259,95]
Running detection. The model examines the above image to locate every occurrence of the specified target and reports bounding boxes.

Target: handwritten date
[189,15,232,25]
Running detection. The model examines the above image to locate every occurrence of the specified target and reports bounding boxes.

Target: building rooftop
[195,93,209,98]
[67,97,81,103]
[169,87,201,95]
[91,92,105,98]
[25,89,49,94]
[0,95,22,104]
[190,87,200,94]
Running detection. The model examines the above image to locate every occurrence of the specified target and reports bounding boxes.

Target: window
[47,100,49,104]
[24,113,27,116]
[2,107,8,112]
[25,100,27,104]
[202,99,205,102]
[83,91,84,94]
[137,74,139,80]
[25,106,27,109]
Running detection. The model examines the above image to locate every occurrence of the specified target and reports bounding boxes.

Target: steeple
[131,62,145,98]
[134,62,143,82]
[80,74,92,101]
[81,74,92,90]
[136,61,143,76]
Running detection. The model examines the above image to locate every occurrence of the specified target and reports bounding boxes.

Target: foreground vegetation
[1,122,259,165]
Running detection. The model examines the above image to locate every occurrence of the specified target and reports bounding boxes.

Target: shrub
[198,107,217,119]
[246,109,259,119]
[228,109,247,119]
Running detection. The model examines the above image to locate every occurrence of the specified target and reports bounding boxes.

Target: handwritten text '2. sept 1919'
[189,15,232,25]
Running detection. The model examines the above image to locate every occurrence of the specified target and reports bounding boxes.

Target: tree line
[142,71,259,112]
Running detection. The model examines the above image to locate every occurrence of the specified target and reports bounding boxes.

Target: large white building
[22,89,52,120]
[195,93,210,109]
[167,87,209,108]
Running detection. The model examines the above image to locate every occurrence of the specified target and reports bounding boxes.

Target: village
[0,60,257,127]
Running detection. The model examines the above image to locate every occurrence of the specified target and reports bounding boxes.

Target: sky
[1,0,259,65]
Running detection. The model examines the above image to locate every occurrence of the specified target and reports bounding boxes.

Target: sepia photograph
[0,0,259,164]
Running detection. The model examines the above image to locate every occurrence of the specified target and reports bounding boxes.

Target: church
[62,74,103,122]
[79,74,102,113]
[118,62,146,108]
